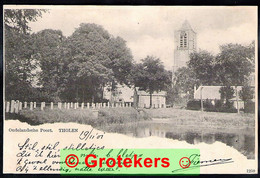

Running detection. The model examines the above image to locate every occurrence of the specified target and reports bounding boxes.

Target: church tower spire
[172,20,197,86]
[173,20,197,72]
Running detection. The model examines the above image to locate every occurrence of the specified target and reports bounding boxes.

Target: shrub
[187,99,237,113]
[186,100,201,110]
[244,101,255,113]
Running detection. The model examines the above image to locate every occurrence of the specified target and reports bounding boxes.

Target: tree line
[4,9,170,106]
[5,9,255,109]
[169,42,255,108]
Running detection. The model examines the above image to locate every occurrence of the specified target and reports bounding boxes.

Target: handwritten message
[15,129,105,173]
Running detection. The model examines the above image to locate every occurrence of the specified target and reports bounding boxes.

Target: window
[183,33,187,47]
[180,32,187,48]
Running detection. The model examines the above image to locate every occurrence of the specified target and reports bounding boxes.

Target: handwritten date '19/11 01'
[79,129,105,141]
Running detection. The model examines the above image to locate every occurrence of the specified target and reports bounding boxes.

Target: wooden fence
[4,100,132,113]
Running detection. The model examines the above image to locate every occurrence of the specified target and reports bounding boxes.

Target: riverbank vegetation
[5,107,150,126]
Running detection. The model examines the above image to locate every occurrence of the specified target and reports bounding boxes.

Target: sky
[13,6,257,70]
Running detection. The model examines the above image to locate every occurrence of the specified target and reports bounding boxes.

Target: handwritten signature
[172,154,234,173]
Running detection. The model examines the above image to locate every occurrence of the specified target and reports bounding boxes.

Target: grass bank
[145,108,255,128]
[5,108,255,129]
[5,108,150,126]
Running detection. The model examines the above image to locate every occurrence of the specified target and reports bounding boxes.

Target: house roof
[194,86,242,100]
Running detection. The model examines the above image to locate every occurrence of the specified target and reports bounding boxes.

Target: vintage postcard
[3,5,258,175]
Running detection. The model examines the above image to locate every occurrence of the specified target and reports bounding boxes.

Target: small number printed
[247,169,255,173]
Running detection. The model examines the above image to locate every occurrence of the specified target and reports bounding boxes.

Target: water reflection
[100,121,255,159]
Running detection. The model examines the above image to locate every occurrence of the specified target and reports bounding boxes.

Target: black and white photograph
[3,6,257,174]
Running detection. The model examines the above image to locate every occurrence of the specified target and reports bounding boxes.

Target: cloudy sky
[16,6,257,70]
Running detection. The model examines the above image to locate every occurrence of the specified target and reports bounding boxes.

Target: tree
[4,9,47,101]
[215,43,254,86]
[215,43,255,113]
[239,86,254,103]
[60,23,133,102]
[4,9,48,34]
[105,37,134,88]
[32,29,65,101]
[169,67,200,106]
[173,67,199,96]
[132,56,171,108]
[188,51,219,85]
[219,86,235,108]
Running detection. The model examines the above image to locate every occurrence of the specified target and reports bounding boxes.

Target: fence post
[14,101,17,113]
[41,102,44,111]
[74,103,77,109]
[6,101,10,112]
[107,102,110,108]
[103,103,106,108]
[67,103,70,109]
[200,86,203,112]
[30,102,33,110]
[92,103,95,109]
[87,103,90,109]
[81,102,84,109]
[64,102,67,109]
[70,102,73,108]
[19,102,23,110]
[24,102,27,109]
[33,102,36,108]
[10,100,15,113]
[50,102,53,110]
[15,100,19,113]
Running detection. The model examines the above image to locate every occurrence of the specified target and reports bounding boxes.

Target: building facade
[133,87,166,108]
[103,84,134,104]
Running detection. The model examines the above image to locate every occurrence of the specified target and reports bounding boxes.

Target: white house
[103,84,134,104]
[133,87,166,108]
[193,86,244,109]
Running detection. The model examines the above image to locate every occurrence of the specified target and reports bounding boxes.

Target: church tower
[173,20,197,73]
